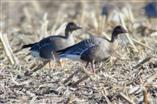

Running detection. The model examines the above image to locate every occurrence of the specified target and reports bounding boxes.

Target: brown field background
[0,0,157,104]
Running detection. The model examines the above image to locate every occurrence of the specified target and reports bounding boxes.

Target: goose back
[58,36,113,61]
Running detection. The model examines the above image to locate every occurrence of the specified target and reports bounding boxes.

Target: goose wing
[57,37,100,59]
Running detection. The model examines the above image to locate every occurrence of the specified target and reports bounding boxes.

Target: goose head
[65,22,82,33]
[111,25,128,42]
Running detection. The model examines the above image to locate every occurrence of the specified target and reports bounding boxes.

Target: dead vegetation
[0,0,157,104]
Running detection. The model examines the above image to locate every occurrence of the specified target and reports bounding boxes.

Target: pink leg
[85,62,89,68]
[91,61,95,73]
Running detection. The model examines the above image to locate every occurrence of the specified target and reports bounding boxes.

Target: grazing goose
[57,26,127,72]
[22,22,81,64]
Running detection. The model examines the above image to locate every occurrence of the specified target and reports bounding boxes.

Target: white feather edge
[60,54,81,61]
[31,51,40,58]
[59,45,96,61]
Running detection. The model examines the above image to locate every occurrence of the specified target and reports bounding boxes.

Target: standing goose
[22,22,81,63]
[57,26,127,72]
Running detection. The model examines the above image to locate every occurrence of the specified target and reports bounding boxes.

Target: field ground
[0,0,157,104]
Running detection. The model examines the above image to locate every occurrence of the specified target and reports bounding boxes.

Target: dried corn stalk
[119,13,138,52]
[0,32,18,64]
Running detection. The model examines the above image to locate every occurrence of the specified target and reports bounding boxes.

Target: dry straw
[1,1,157,104]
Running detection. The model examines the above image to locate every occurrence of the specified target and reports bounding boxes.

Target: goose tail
[21,43,36,49]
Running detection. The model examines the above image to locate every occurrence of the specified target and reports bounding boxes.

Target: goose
[57,26,127,72]
[22,22,81,65]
